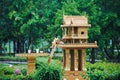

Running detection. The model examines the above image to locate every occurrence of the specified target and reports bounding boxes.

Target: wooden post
[78,49,82,71]
[78,49,85,71]
[70,49,74,71]
[81,49,85,70]
[74,49,78,71]
[65,28,67,36]
[63,50,66,68]
[72,27,74,36]
[65,49,70,71]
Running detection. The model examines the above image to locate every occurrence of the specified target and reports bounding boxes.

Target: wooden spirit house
[59,16,98,80]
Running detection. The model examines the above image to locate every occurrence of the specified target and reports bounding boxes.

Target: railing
[63,43,97,45]
[63,34,78,38]
[63,34,87,38]
[58,42,98,48]
[72,34,78,37]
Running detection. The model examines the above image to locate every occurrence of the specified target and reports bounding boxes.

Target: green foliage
[86,62,120,80]
[35,57,63,80]
[0,0,120,61]
[21,68,27,76]
[0,56,26,61]
[0,64,27,80]
[52,56,63,62]
[0,64,14,75]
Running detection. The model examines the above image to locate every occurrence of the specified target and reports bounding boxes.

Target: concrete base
[64,71,89,80]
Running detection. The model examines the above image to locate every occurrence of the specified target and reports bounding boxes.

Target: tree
[96,0,120,62]
[0,0,14,54]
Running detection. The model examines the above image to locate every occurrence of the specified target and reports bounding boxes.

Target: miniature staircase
[48,38,61,64]
[48,45,57,64]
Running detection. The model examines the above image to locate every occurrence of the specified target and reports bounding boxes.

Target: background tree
[0,0,119,62]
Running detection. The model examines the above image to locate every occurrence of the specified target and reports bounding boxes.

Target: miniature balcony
[63,34,88,39]
[58,43,98,49]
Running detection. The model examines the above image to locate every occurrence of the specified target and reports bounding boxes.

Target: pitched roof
[61,16,91,27]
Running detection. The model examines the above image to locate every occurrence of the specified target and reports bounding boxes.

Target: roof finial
[71,16,73,24]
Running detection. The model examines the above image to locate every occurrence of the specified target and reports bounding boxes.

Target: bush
[0,56,63,80]
[0,53,15,56]
[0,64,27,80]
[35,57,63,80]
[52,56,63,62]
[0,64,14,75]
[21,68,27,76]
[86,62,120,80]
[0,56,26,61]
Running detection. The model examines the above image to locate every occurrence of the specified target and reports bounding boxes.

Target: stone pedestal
[16,53,48,74]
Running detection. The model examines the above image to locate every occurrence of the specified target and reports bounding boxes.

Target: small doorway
[74,27,78,36]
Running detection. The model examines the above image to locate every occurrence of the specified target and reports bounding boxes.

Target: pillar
[78,49,82,71]
[81,49,85,70]
[78,49,85,71]
[63,50,66,68]
[27,56,36,74]
[65,49,70,71]
[65,28,67,36]
[74,49,78,71]
[70,49,74,71]
[72,27,74,36]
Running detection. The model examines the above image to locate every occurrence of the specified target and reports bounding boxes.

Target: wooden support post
[65,49,70,71]
[74,49,78,71]
[65,28,67,36]
[70,49,74,71]
[63,50,66,68]
[81,49,85,70]
[72,27,74,35]
[78,49,82,71]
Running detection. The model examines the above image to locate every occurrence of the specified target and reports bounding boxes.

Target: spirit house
[59,16,98,80]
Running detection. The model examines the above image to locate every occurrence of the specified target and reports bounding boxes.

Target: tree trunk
[91,48,95,64]
[116,45,120,62]
[111,40,114,55]
[14,41,16,53]
[19,40,24,53]
[16,40,20,53]
[104,47,111,61]
[3,42,6,54]
[22,41,25,53]
[0,43,2,54]
[41,39,44,51]
[8,40,11,53]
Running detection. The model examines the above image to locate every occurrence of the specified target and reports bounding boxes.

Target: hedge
[86,62,120,80]
[35,57,63,80]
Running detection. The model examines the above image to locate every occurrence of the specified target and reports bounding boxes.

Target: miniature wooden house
[59,16,98,80]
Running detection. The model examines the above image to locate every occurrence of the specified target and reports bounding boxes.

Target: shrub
[0,64,27,80]
[35,57,63,80]
[0,56,26,61]
[0,64,14,75]
[86,62,120,80]
[52,56,63,62]
[21,68,27,76]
